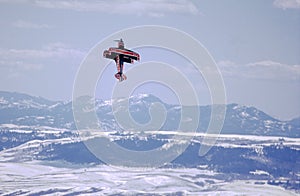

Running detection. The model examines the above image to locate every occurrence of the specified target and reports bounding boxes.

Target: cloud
[0,42,85,60]
[0,43,86,72]
[12,20,53,29]
[1,0,200,17]
[218,60,300,81]
[0,60,43,78]
[273,0,300,9]
[0,0,29,3]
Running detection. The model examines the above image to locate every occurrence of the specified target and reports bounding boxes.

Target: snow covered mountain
[0,91,299,137]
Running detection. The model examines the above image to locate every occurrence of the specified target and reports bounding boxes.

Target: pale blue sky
[0,0,299,120]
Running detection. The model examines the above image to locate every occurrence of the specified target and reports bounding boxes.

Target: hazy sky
[0,0,299,120]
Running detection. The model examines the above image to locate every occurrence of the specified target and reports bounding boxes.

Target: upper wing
[103,47,140,62]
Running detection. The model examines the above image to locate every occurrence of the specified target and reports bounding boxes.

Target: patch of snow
[48,102,62,109]
[250,170,270,176]
[241,111,250,118]
[232,104,242,110]
[0,97,8,104]
[131,94,149,99]
[8,129,33,134]
[104,99,113,105]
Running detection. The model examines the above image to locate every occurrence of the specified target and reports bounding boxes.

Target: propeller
[114,38,123,42]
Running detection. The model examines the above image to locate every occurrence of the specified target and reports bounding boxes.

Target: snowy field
[0,161,297,196]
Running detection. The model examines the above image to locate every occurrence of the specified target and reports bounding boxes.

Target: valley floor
[0,161,298,196]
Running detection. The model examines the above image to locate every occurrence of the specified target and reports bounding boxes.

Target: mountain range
[0,91,299,137]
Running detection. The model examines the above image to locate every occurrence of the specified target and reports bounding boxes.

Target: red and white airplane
[103,39,140,81]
